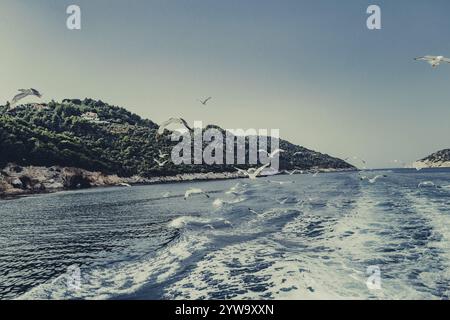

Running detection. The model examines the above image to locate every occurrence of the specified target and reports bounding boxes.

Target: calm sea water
[1,169,450,300]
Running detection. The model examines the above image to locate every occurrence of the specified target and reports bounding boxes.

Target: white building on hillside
[81,112,99,121]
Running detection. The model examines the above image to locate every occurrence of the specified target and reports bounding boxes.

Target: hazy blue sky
[1,0,450,168]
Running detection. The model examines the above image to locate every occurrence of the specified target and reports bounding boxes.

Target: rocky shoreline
[412,149,450,169]
[0,163,354,200]
[412,160,450,169]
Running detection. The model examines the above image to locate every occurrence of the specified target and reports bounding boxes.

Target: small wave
[418,181,436,188]
[168,215,233,231]
[168,216,194,229]
[212,196,247,209]
[276,196,299,205]
[18,233,212,300]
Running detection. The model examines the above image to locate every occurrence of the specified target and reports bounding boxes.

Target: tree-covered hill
[0,98,354,178]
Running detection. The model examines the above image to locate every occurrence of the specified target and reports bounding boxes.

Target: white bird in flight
[412,161,427,171]
[345,156,368,170]
[284,169,303,175]
[414,55,450,68]
[184,188,210,200]
[158,149,169,159]
[360,174,387,184]
[118,183,132,187]
[198,97,212,106]
[234,163,270,180]
[9,88,42,110]
[345,156,367,165]
[368,175,386,184]
[154,158,168,167]
[157,118,193,137]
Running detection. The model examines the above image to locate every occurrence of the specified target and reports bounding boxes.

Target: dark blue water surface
[1,169,449,299]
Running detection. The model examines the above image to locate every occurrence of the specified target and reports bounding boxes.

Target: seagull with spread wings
[198,97,212,106]
[284,169,303,175]
[414,55,450,68]
[360,174,387,184]
[234,163,271,180]
[9,88,42,110]
[158,149,169,159]
[258,148,284,159]
[157,117,193,137]
[345,156,367,165]
[184,188,210,200]
[154,158,169,167]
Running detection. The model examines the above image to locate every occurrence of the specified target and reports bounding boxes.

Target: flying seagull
[368,175,386,184]
[258,149,284,158]
[154,158,168,167]
[284,169,303,175]
[344,156,367,165]
[234,162,271,180]
[360,174,387,184]
[414,55,450,68]
[198,97,212,106]
[118,183,132,187]
[158,149,169,159]
[9,88,42,110]
[157,117,193,137]
[345,156,367,169]
[412,161,427,171]
[184,188,210,200]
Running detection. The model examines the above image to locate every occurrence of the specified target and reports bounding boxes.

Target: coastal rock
[62,169,91,189]
[43,182,64,190]
[33,183,46,191]
[0,161,354,199]
[11,179,23,189]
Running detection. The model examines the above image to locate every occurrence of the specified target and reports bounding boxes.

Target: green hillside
[0,99,354,177]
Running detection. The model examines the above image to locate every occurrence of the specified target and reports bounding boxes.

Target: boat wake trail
[9,169,450,299]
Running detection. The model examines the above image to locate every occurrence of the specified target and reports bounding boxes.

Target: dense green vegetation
[0,99,353,177]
